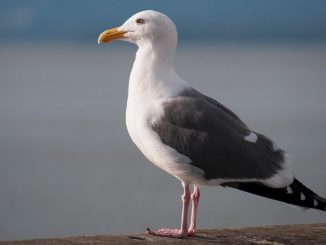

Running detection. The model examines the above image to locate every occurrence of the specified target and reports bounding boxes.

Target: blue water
[0,43,325,240]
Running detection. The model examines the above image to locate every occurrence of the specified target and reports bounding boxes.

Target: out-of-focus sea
[1,42,325,240]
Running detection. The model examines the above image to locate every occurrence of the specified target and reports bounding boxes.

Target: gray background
[1,0,326,240]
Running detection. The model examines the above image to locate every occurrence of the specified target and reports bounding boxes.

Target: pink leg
[147,182,190,238]
[188,185,200,236]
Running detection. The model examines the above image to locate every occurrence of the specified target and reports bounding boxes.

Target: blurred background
[1,0,326,240]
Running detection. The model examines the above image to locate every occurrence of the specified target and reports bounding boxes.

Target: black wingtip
[224,178,326,211]
[288,179,326,211]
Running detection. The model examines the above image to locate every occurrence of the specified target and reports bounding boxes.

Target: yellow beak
[98,28,125,44]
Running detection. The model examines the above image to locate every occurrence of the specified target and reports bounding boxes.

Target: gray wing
[152,88,286,180]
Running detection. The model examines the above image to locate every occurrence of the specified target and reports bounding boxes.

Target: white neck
[141,37,176,64]
[128,41,188,100]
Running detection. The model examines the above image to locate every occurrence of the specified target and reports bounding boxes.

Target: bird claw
[147,227,196,238]
[147,227,188,238]
[187,228,196,236]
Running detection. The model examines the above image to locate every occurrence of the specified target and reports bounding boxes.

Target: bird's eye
[136,18,144,24]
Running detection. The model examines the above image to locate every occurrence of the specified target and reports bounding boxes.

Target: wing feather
[152,88,286,181]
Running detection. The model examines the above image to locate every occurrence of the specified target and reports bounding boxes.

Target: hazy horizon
[1,0,326,43]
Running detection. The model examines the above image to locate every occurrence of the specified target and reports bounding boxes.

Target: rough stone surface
[1,223,326,245]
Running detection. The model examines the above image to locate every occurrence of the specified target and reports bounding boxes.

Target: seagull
[98,10,326,238]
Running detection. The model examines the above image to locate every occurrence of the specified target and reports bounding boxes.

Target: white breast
[124,44,207,184]
[126,93,203,182]
[125,77,206,184]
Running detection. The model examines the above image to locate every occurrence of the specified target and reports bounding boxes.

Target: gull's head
[98,10,177,49]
